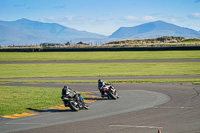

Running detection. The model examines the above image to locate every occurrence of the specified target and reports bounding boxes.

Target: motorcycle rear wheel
[68,101,80,111]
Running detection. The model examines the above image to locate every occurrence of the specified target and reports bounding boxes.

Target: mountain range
[109,20,200,39]
[0,19,200,46]
[0,18,106,46]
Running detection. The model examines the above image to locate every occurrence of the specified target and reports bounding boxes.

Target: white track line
[154,106,193,109]
[109,125,163,129]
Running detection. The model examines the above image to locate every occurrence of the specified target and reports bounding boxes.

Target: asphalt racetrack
[0,59,200,133]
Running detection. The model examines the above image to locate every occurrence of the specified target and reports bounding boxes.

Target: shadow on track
[27,107,72,113]
[26,97,108,113]
[84,97,109,101]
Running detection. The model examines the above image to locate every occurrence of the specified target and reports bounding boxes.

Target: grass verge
[0,51,200,61]
[1,78,200,84]
[0,86,85,117]
[0,62,200,78]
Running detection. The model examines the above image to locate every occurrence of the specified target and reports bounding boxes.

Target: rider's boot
[101,91,106,97]
[84,103,89,109]
[101,94,106,97]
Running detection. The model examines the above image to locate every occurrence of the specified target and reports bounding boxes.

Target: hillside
[104,36,200,47]
[0,18,106,46]
[109,20,200,39]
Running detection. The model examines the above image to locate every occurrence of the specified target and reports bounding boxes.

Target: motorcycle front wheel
[68,101,80,111]
[107,88,118,100]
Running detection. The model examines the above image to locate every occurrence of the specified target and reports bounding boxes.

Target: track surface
[0,58,200,133]
[0,88,170,133]
[1,82,200,133]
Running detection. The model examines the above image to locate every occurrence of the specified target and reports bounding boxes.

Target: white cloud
[40,16,89,25]
[143,16,156,21]
[124,16,139,21]
[188,13,200,19]
[170,19,177,22]
[65,16,73,21]
[63,16,88,22]
[47,16,57,21]
[123,15,157,22]
[40,16,57,23]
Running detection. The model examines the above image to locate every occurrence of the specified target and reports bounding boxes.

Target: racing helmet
[63,85,68,89]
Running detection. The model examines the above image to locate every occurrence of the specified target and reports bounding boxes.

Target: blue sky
[0,0,200,35]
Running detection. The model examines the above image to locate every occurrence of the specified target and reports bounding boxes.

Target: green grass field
[0,86,86,116]
[0,62,200,78]
[0,86,62,116]
[0,51,200,61]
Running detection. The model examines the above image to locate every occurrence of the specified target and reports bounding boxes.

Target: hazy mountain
[1,19,200,46]
[0,18,107,46]
[109,20,200,39]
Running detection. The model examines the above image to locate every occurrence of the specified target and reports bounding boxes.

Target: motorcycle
[98,79,119,100]
[62,92,87,111]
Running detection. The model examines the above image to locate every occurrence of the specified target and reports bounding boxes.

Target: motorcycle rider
[98,79,119,98]
[62,85,89,109]
[98,79,111,97]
